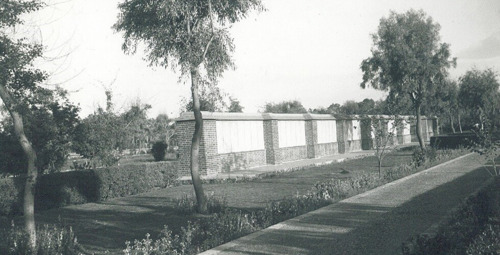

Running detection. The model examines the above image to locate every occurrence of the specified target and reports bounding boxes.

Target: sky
[23,0,500,118]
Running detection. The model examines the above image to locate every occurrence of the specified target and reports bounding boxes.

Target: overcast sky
[26,0,500,118]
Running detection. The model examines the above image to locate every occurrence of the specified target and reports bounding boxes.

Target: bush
[430,132,477,149]
[0,161,178,216]
[402,178,500,255]
[411,147,437,167]
[466,224,500,254]
[0,222,82,255]
[152,141,168,161]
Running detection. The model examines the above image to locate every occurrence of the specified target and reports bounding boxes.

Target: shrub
[465,224,500,255]
[152,141,168,161]
[402,178,500,255]
[0,222,82,255]
[0,161,178,216]
[411,147,437,167]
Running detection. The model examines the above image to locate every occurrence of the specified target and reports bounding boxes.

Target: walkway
[200,153,491,255]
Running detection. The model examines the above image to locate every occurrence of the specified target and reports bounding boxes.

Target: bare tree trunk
[450,115,456,133]
[378,158,382,177]
[0,85,37,252]
[190,67,207,214]
[458,112,463,133]
[415,104,425,149]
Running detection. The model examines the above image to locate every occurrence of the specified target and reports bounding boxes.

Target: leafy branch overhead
[114,0,264,79]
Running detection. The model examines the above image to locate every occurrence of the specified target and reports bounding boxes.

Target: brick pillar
[336,119,346,154]
[361,117,372,150]
[176,120,195,177]
[305,119,317,158]
[202,120,218,176]
[264,118,280,164]
[432,117,439,135]
[421,118,428,142]
[396,118,404,145]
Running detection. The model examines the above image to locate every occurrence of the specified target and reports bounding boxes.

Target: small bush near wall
[0,161,178,216]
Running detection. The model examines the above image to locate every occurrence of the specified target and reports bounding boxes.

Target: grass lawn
[0,148,454,254]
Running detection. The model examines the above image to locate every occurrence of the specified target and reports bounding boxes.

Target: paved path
[200,153,491,255]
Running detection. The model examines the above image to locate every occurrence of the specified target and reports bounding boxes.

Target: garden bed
[402,176,499,255]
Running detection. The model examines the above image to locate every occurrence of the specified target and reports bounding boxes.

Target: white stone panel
[352,120,361,140]
[216,121,264,154]
[278,121,306,148]
[317,120,337,144]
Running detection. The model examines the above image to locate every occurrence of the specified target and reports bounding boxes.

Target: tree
[357,98,376,114]
[361,9,456,149]
[122,100,152,152]
[0,0,47,250]
[114,0,264,213]
[263,100,307,113]
[182,79,228,112]
[367,116,402,177]
[458,68,500,130]
[228,96,243,112]
[73,107,124,168]
[424,79,459,133]
[469,112,499,176]
[0,92,80,174]
[340,100,360,115]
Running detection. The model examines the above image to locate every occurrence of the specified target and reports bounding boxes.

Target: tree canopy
[114,0,264,213]
[458,68,500,128]
[263,100,307,114]
[361,9,455,148]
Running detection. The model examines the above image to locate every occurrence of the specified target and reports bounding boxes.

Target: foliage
[72,108,124,167]
[0,161,178,216]
[424,79,459,134]
[152,141,168,161]
[411,147,437,167]
[227,97,243,112]
[263,100,307,113]
[367,116,403,176]
[182,80,228,112]
[121,101,153,152]
[469,113,500,176]
[458,68,500,129]
[114,0,264,213]
[361,9,456,148]
[0,222,82,255]
[0,94,80,174]
[402,177,499,255]
[465,224,500,255]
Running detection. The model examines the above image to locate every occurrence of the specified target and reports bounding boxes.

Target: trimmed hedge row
[0,161,179,216]
[431,131,500,149]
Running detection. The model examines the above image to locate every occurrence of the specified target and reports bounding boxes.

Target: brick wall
[176,112,436,177]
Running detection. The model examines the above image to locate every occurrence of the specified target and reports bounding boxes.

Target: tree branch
[200,0,215,63]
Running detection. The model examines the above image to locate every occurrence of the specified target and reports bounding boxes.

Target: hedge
[0,161,178,216]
